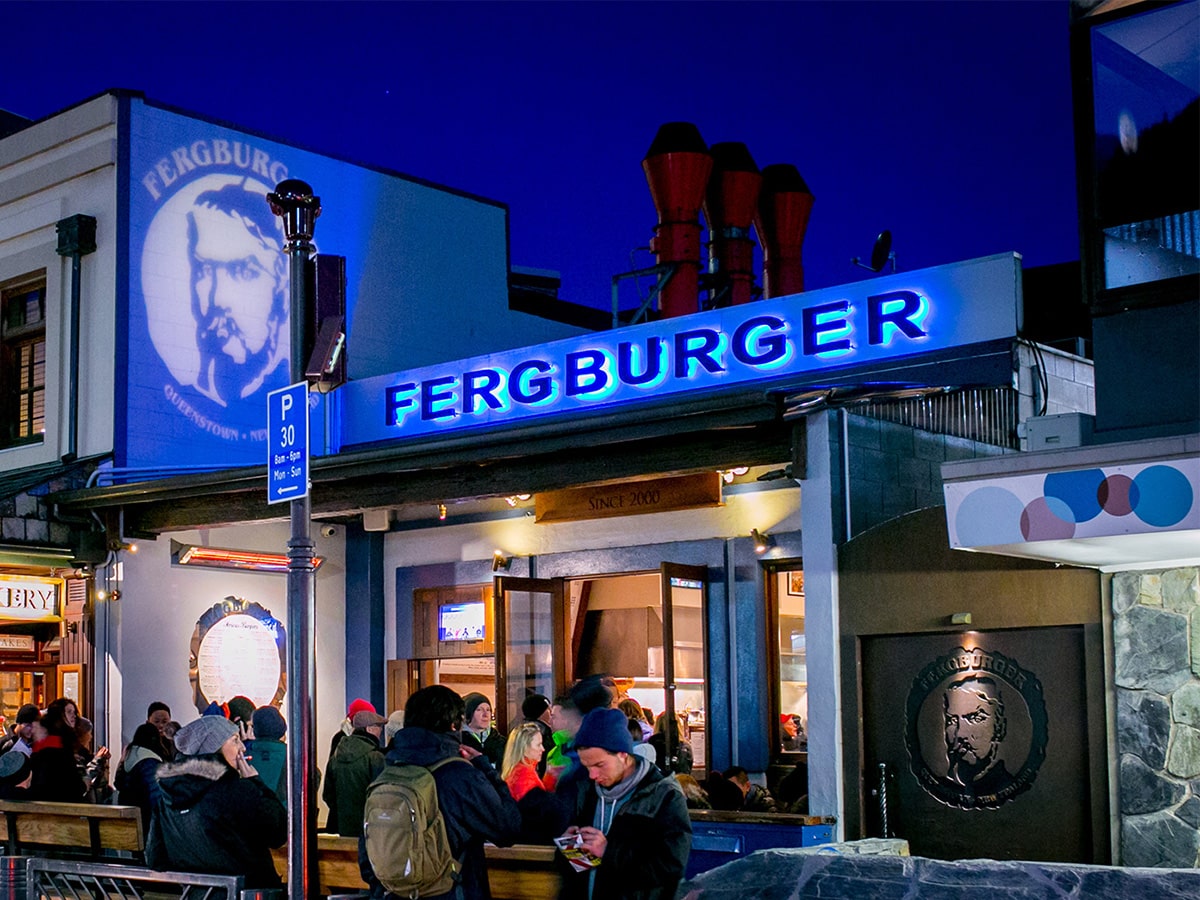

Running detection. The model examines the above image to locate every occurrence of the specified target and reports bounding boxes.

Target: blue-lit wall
[119,98,585,470]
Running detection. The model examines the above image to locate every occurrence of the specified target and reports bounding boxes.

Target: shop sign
[0,635,35,651]
[535,472,722,523]
[0,575,63,623]
[339,253,1022,448]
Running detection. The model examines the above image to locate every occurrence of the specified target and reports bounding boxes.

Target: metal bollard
[0,856,28,900]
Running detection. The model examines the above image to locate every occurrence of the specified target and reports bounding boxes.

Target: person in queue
[0,750,32,800]
[0,704,40,757]
[75,717,113,803]
[519,693,554,777]
[559,708,691,899]
[359,685,521,900]
[28,702,86,802]
[501,722,547,801]
[461,692,506,769]
[544,692,583,791]
[249,705,288,808]
[324,708,387,837]
[115,723,170,836]
[147,716,286,889]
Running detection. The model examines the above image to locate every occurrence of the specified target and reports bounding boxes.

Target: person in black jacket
[559,708,691,900]
[323,709,386,836]
[115,723,168,835]
[147,716,286,889]
[359,685,522,900]
[27,703,86,802]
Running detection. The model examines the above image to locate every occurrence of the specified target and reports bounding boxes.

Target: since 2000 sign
[267,382,309,504]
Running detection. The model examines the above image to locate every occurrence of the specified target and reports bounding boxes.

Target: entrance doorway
[861,626,1095,862]
[394,562,710,775]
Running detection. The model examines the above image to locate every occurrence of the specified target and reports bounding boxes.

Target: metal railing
[20,857,247,900]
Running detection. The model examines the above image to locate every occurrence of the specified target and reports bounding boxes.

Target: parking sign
[267,382,309,504]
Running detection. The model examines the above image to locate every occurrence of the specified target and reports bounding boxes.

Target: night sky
[2,1,1079,311]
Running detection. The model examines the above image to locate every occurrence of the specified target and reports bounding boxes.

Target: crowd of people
[0,676,806,898]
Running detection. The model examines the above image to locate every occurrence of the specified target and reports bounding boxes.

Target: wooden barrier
[0,800,144,859]
[270,836,563,899]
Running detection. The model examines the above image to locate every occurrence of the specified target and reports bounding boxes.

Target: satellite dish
[852,229,896,273]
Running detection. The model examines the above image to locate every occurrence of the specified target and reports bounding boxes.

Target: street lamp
[266,178,321,900]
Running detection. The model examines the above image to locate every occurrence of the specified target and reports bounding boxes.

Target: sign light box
[337,253,1023,448]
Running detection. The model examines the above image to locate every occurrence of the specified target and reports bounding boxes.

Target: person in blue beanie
[558,707,691,899]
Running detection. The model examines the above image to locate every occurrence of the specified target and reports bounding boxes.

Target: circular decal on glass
[905,646,1047,810]
[189,596,286,714]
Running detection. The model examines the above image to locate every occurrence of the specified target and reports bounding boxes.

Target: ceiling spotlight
[718,466,750,484]
[109,539,138,554]
[751,528,775,554]
[504,494,533,507]
[492,550,513,572]
[437,503,447,521]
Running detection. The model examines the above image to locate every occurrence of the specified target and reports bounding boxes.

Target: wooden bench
[271,836,563,899]
[0,800,144,860]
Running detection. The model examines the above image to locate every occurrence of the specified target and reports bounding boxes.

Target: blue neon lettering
[618,338,667,387]
[385,383,418,427]
[674,328,724,378]
[462,368,505,415]
[566,350,610,397]
[802,301,852,355]
[867,290,927,345]
[732,315,789,367]
[421,376,458,420]
[510,359,555,404]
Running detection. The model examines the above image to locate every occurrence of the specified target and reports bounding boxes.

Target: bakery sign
[0,575,63,623]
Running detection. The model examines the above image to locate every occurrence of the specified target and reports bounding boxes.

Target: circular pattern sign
[189,596,287,714]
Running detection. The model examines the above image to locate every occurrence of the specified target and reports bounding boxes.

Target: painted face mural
[142,174,288,410]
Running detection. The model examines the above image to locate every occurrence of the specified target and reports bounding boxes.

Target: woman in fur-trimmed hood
[146,716,286,889]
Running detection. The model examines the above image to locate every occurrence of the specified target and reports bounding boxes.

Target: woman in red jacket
[501,722,546,801]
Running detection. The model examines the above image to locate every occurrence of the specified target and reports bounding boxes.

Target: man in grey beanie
[558,708,691,899]
[147,716,286,889]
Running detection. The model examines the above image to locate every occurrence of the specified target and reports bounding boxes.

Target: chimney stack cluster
[642,122,814,319]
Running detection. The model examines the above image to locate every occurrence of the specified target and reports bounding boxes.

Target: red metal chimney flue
[755,163,814,299]
[703,142,762,308]
[643,122,713,319]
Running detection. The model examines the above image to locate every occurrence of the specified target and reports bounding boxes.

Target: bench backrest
[0,800,144,856]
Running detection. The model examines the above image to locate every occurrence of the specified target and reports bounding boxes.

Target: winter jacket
[560,762,691,900]
[251,738,288,810]
[116,746,164,835]
[147,755,287,889]
[648,733,694,776]
[323,730,386,837]
[461,726,506,770]
[28,736,86,802]
[358,726,522,900]
[503,759,545,802]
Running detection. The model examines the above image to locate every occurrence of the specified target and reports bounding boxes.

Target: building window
[776,569,807,756]
[1089,1,1199,294]
[1,275,47,449]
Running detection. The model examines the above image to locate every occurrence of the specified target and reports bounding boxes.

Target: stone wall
[1113,566,1200,868]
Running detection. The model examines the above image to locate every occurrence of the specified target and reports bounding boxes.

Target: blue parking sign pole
[268,383,310,504]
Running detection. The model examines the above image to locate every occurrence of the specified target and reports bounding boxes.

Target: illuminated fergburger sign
[0,576,63,622]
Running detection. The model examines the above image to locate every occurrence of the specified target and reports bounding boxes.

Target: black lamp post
[266,179,321,900]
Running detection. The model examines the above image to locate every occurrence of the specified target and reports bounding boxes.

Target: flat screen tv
[438,601,485,642]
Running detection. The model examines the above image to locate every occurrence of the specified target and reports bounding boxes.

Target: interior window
[777,569,807,755]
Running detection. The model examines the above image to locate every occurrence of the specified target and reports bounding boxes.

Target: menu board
[189,597,286,714]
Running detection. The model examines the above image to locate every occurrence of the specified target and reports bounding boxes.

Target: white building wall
[109,521,346,821]
[0,94,120,469]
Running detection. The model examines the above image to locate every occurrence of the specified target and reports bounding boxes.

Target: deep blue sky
[2,1,1079,310]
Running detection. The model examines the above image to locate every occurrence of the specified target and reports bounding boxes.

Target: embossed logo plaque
[905,646,1048,810]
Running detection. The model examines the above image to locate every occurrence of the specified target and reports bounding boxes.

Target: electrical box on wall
[1026,413,1094,450]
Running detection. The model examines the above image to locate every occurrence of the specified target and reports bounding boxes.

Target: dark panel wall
[1092,301,1200,440]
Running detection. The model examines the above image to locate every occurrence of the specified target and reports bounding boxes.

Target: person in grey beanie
[558,708,691,900]
[147,716,286,889]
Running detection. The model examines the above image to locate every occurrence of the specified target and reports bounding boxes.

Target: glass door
[493,576,566,733]
[660,563,708,776]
